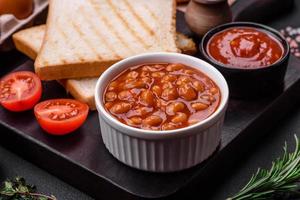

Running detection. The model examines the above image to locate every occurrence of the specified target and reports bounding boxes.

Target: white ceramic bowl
[95,52,229,172]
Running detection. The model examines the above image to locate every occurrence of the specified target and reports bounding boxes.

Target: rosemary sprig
[227,135,300,200]
[0,177,56,200]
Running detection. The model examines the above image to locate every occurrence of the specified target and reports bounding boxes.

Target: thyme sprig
[0,177,56,200]
[228,135,300,200]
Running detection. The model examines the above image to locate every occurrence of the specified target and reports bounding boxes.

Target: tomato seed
[59,114,66,119]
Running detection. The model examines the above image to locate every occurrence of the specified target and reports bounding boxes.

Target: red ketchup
[207,27,284,68]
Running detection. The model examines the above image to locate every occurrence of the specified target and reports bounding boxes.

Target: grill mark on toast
[107,0,149,49]
[89,0,134,55]
[81,5,122,59]
[70,20,102,60]
[143,4,163,50]
[144,2,178,53]
[123,0,155,37]
[144,4,159,23]
[57,25,84,63]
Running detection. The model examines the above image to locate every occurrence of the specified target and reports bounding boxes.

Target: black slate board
[0,2,299,199]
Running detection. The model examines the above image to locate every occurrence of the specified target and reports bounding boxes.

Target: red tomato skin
[35,111,88,135]
[0,71,42,112]
[34,99,89,136]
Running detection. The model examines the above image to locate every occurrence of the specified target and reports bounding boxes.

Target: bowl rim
[95,52,229,139]
[200,21,290,71]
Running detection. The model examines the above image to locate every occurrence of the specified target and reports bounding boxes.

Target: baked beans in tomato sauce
[103,63,221,131]
[207,27,284,68]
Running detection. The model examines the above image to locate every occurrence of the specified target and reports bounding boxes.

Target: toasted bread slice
[13,25,45,60]
[34,0,178,80]
[13,25,196,109]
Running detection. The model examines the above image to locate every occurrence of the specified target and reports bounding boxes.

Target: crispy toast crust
[12,25,44,60]
[35,60,118,80]
[13,35,37,60]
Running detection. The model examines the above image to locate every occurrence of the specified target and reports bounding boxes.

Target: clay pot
[185,0,232,37]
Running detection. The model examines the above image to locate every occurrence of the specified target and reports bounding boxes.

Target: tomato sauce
[207,27,284,68]
[103,63,221,131]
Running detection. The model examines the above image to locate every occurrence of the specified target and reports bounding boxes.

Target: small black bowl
[200,22,290,99]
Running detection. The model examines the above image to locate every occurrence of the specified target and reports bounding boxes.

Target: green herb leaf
[0,177,56,200]
[227,135,300,200]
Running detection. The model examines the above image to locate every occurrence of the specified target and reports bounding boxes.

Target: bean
[110,102,131,114]
[118,90,133,101]
[109,81,118,88]
[152,72,165,78]
[166,63,184,72]
[141,77,152,84]
[161,88,178,101]
[108,81,119,91]
[143,115,163,126]
[125,78,134,83]
[162,82,174,90]
[192,80,205,92]
[173,102,185,112]
[140,90,155,106]
[140,71,150,77]
[105,102,114,109]
[142,65,151,72]
[123,81,146,89]
[204,78,214,88]
[142,65,160,72]
[178,84,197,100]
[201,94,210,101]
[105,92,117,102]
[188,119,200,125]
[130,117,142,125]
[184,69,194,75]
[126,71,139,79]
[161,74,177,83]
[210,87,219,95]
[152,64,164,70]
[166,102,185,115]
[162,123,177,130]
[133,107,153,117]
[210,96,216,102]
[201,94,215,102]
[130,88,142,96]
[176,75,191,85]
[152,85,162,96]
[171,112,187,123]
[156,99,168,108]
[192,102,208,111]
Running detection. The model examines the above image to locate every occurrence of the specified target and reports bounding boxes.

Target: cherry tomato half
[34,99,89,135]
[0,71,42,112]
